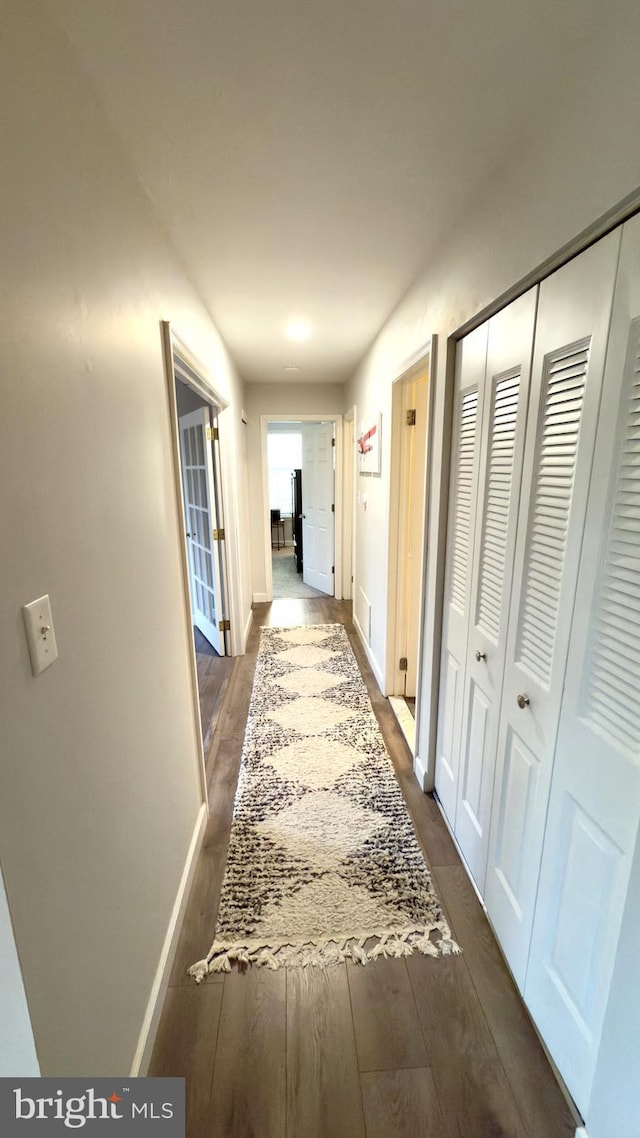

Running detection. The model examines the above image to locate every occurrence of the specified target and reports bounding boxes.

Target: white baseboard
[243,606,253,650]
[130,802,208,1076]
[352,614,386,692]
[388,696,416,756]
[252,592,268,603]
[414,751,428,791]
[574,1128,589,1138]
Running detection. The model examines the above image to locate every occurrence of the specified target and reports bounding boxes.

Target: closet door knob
[516,693,530,709]
[475,651,486,662]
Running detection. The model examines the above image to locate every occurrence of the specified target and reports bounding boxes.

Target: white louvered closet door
[453,289,536,892]
[484,232,622,988]
[434,323,487,825]
[524,215,640,1115]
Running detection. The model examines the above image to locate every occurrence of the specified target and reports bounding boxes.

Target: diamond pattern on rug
[257,789,384,866]
[264,738,366,791]
[256,873,410,939]
[271,667,346,697]
[189,623,459,979]
[274,644,337,668]
[278,627,333,646]
[267,695,355,735]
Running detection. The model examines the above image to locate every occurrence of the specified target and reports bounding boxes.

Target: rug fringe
[188,923,460,980]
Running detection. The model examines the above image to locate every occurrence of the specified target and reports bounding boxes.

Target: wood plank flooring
[194,628,234,754]
[150,598,577,1138]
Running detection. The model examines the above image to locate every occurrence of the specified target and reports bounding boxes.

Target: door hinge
[219,619,231,632]
[206,426,219,441]
[212,528,225,541]
[406,409,417,426]
[332,566,335,574]
[331,503,335,512]
[399,656,408,672]
[331,437,336,446]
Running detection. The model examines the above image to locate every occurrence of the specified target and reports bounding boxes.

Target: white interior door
[301,421,335,595]
[453,288,536,892]
[484,232,621,988]
[435,324,488,824]
[179,407,226,655]
[524,215,640,1113]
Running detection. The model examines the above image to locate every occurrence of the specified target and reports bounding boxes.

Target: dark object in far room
[270,509,285,549]
[291,468,303,572]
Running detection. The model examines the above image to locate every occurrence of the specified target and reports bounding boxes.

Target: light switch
[22,594,58,675]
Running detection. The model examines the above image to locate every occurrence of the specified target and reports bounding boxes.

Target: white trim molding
[130,803,208,1077]
[353,612,385,691]
[259,413,344,603]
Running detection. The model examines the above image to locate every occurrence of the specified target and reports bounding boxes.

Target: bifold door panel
[484,231,621,988]
[435,324,487,825]
[454,290,536,892]
[524,216,640,1112]
[434,220,640,1117]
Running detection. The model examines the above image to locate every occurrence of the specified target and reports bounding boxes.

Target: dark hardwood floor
[194,627,234,755]
[151,598,577,1138]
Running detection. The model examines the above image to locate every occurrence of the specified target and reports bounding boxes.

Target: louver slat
[586,327,640,750]
[449,390,479,614]
[476,373,521,640]
[517,342,590,685]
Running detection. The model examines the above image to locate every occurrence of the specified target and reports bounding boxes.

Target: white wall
[0,868,40,1076]
[245,383,345,598]
[346,3,640,774]
[0,0,250,1075]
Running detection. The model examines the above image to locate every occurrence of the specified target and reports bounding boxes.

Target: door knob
[475,651,486,662]
[516,693,530,709]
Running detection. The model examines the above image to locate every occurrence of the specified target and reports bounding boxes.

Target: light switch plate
[22,594,58,675]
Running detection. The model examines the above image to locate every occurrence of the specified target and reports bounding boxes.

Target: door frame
[342,407,356,601]
[161,321,236,802]
[260,413,344,602]
[386,340,436,755]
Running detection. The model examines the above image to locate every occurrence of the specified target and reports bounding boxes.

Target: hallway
[150,598,574,1138]
[271,546,325,600]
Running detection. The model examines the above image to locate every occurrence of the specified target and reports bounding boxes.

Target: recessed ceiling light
[285,317,312,342]
[284,366,301,374]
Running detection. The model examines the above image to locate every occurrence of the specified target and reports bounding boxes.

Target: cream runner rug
[190,624,459,978]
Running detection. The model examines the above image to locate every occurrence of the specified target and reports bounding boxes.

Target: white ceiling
[50,0,612,384]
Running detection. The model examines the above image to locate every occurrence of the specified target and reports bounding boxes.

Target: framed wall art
[357,413,381,474]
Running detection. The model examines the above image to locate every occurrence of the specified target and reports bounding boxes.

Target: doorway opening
[162,325,235,775]
[386,346,434,755]
[264,418,339,601]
